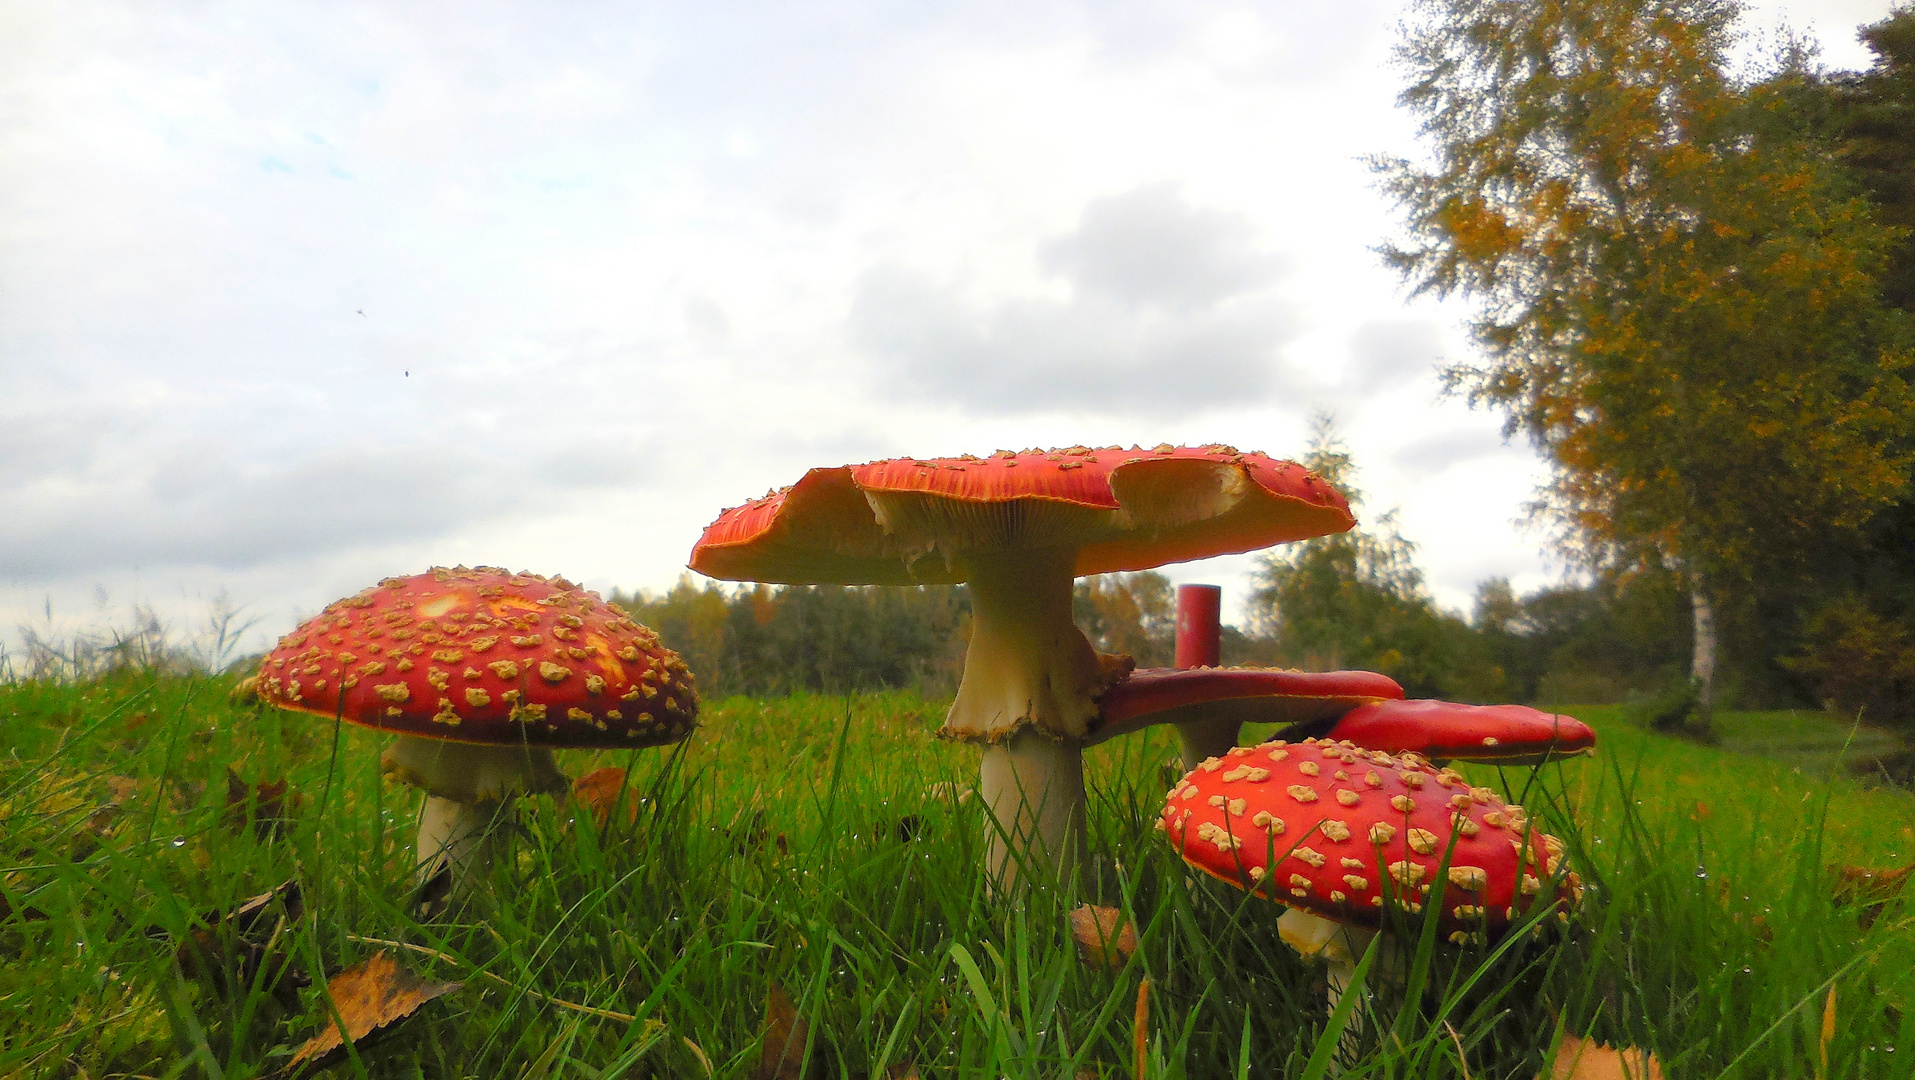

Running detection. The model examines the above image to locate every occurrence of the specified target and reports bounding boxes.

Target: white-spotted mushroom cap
[255,567,697,750]
[689,445,1353,588]
[1159,737,1581,939]
[691,445,1353,745]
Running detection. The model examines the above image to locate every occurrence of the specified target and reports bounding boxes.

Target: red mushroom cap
[255,567,697,749]
[1160,737,1579,937]
[1325,700,1596,765]
[1088,667,1404,745]
[689,445,1353,585]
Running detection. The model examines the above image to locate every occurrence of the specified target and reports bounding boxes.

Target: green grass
[3,674,1913,1078]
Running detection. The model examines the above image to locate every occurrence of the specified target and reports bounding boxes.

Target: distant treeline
[609,561,1707,715]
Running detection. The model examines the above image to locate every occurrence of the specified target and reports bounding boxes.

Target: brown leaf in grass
[175,879,308,1005]
[223,768,303,842]
[752,982,810,1080]
[882,1064,920,1080]
[571,767,636,828]
[1069,905,1138,970]
[286,951,462,1075]
[1818,985,1837,1080]
[1539,1033,1663,1080]
[1831,862,1914,928]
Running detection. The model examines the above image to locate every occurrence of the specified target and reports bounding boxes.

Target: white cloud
[1,0,1900,653]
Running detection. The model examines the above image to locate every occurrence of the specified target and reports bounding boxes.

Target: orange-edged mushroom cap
[255,567,697,749]
[690,445,1353,585]
[1160,737,1580,938]
[1324,700,1596,765]
[1087,667,1404,745]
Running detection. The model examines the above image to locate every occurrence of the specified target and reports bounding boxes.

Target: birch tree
[1379,0,1915,728]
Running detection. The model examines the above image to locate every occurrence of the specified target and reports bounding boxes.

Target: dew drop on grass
[1694,866,1708,879]
[171,836,186,847]
[1741,966,1751,974]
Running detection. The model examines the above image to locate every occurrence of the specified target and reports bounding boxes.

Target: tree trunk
[1691,583,1717,732]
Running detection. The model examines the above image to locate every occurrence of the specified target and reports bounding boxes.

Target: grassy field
[3,673,1914,1078]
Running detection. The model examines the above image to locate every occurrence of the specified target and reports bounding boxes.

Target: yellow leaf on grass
[287,951,462,1074]
[1540,1033,1663,1080]
[572,766,636,828]
[1068,905,1138,970]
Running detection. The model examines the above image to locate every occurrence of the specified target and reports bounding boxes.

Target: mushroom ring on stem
[254,566,697,897]
[690,444,1355,888]
[1160,736,1581,1028]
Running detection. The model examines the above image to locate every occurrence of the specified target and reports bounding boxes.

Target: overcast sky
[1,0,1902,663]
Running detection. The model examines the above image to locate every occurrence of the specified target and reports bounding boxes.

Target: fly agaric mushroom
[254,567,696,894]
[691,444,1354,886]
[1084,583,1402,768]
[1160,736,1580,1022]
[1086,666,1404,761]
[1106,585,1593,770]
[1320,699,1596,766]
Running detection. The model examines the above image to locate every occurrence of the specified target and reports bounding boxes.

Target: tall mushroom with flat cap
[255,567,697,894]
[691,444,1354,886]
[1161,736,1580,1029]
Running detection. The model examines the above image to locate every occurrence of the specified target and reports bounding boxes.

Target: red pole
[1175,584,1222,669]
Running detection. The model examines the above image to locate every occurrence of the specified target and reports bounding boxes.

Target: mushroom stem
[947,547,1107,740]
[1278,908,1388,1059]
[943,548,1109,888]
[414,795,505,887]
[979,729,1089,889]
[381,736,569,896]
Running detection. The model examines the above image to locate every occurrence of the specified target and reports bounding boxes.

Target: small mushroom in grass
[1321,699,1596,766]
[691,444,1354,887]
[1159,736,1581,1028]
[254,567,696,896]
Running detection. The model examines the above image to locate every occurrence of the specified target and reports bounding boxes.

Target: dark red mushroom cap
[689,445,1354,585]
[255,567,697,749]
[1087,667,1404,745]
[1325,700,1596,765]
[1160,737,1579,937]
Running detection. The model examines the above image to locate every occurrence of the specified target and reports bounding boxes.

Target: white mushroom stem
[1278,908,1389,1056]
[945,547,1110,888]
[948,547,1107,740]
[414,795,507,885]
[979,730,1089,890]
[380,736,569,895]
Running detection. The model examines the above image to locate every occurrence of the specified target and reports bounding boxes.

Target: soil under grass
[2,674,1913,1077]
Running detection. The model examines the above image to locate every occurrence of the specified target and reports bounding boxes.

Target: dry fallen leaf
[1818,985,1837,1080]
[175,879,307,1005]
[752,982,810,1080]
[1832,863,1913,928]
[1540,1033,1664,1080]
[1133,977,1151,1080]
[287,951,462,1075]
[572,767,636,828]
[1069,905,1139,970]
